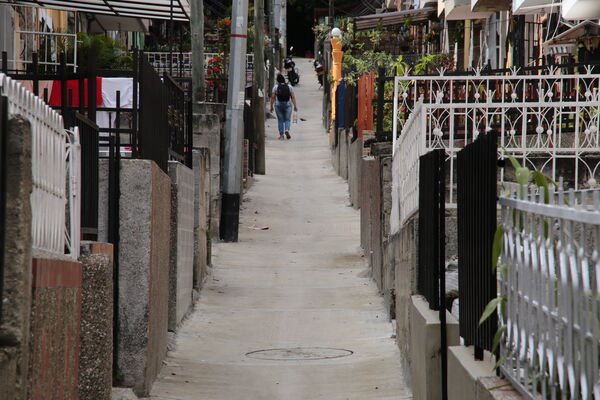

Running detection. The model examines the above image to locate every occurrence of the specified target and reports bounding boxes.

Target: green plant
[414,53,454,75]
[76,32,133,71]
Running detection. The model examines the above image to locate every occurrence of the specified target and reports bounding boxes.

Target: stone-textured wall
[347,138,362,209]
[360,157,376,256]
[0,116,32,400]
[394,218,418,387]
[339,129,348,180]
[193,112,221,238]
[168,162,194,331]
[117,160,171,396]
[193,149,210,289]
[29,258,83,400]
[78,242,113,400]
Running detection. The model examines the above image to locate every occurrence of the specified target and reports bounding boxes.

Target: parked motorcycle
[314,52,324,87]
[284,47,300,86]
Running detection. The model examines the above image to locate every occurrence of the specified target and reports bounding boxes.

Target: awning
[542,20,600,54]
[353,8,435,31]
[88,14,149,32]
[5,0,190,21]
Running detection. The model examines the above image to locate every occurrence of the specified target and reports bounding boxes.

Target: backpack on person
[276,83,291,102]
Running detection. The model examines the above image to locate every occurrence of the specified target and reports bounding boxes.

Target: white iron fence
[393,66,600,131]
[145,52,255,77]
[499,184,600,399]
[0,73,80,259]
[391,72,600,234]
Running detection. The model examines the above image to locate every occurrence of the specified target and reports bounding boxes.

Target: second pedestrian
[270,74,298,140]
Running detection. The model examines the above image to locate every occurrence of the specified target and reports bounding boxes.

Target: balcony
[470,0,510,11]
[444,0,492,20]
[562,0,600,20]
[512,0,556,14]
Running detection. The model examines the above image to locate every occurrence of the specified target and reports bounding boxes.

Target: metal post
[273,0,281,70]
[221,0,249,242]
[375,66,385,140]
[191,0,206,102]
[253,0,266,175]
[280,0,287,59]
[329,0,334,26]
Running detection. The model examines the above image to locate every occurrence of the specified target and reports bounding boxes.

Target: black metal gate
[0,95,7,323]
[417,148,447,399]
[456,132,498,360]
[75,113,99,241]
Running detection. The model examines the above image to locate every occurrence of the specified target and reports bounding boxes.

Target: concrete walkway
[150,60,412,400]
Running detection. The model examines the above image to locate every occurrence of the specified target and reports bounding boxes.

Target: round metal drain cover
[245,347,353,361]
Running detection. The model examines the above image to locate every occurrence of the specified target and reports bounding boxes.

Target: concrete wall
[395,218,418,386]
[78,242,113,400]
[410,295,459,400]
[347,138,362,209]
[193,149,210,289]
[117,160,171,396]
[29,258,83,400]
[0,116,32,400]
[448,346,496,400]
[193,112,221,238]
[168,162,195,331]
[331,130,340,175]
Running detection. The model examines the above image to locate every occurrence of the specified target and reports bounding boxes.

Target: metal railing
[390,98,426,232]
[499,184,600,399]
[393,66,600,132]
[145,51,255,81]
[0,73,80,259]
[392,89,600,207]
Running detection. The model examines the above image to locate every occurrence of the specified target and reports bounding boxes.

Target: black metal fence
[75,113,100,241]
[417,148,447,399]
[456,131,498,360]
[0,95,7,323]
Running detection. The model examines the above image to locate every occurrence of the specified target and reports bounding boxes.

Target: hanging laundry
[48,77,103,107]
[97,77,136,130]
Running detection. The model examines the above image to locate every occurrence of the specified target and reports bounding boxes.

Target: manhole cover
[245,347,353,361]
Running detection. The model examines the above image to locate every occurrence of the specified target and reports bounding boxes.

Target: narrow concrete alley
[150,60,412,400]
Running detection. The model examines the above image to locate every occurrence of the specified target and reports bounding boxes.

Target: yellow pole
[330,36,343,124]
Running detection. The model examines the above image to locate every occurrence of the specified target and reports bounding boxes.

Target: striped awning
[4,0,190,21]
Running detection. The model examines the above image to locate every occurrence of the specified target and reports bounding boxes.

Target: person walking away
[270,74,298,140]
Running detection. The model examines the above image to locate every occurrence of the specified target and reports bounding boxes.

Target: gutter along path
[150,60,412,399]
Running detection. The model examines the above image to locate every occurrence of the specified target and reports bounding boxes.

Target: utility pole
[268,0,275,91]
[253,0,266,175]
[274,0,281,70]
[220,0,249,242]
[191,0,205,102]
[280,0,287,58]
[329,0,333,26]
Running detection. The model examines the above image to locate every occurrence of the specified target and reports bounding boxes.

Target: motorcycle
[284,46,300,86]
[314,52,324,87]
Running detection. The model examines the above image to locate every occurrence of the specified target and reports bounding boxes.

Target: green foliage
[414,53,454,75]
[312,24,331,42]
[77,33,132,71]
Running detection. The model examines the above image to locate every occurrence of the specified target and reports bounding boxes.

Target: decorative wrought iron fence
[164,74,187,166]
[456,132,498,359]
[0,73,80,259]
[499,184,600,399]
[392,86,600,206]
[393,67,600,132]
